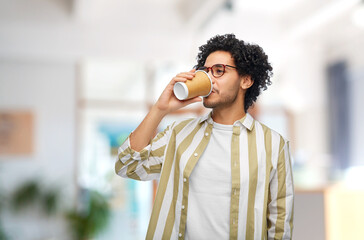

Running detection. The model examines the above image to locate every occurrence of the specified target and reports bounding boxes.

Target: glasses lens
[212,64,225,77]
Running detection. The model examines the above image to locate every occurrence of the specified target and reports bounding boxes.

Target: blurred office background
[1,0,364,239]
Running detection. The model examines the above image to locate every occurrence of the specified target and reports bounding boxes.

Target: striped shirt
[115,112,294,240]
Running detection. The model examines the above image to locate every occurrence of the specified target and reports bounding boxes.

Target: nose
[210,74,216,84]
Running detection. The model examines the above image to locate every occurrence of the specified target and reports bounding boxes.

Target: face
[202,51,244,109]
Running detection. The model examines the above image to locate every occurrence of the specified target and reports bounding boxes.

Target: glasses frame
[198,64,237,78]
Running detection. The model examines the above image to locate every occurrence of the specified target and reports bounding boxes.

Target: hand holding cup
[173,70,212,100]
[154,69,203,115]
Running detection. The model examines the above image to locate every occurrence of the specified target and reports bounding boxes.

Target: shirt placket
[178,123,213,239]
[230,125,241,239]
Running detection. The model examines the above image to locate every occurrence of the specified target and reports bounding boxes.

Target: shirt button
[179,233,182,237]
[205,132,209,136]
[194,153,198,157]
[182,205,185,210]
[183,178,187,182]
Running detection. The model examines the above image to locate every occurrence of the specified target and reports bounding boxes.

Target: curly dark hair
[195,34,273,112]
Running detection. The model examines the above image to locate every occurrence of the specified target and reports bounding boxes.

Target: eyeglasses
[197,64,237,78]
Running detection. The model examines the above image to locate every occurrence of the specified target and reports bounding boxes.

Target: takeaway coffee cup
[173,70,213,100]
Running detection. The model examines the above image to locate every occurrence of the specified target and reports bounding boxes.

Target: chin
[203,98,217,108]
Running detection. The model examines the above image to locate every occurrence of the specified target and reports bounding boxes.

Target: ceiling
[0,0,363,62]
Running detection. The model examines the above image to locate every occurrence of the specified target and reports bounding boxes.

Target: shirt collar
[199,111,255,131]
[199,111,211,124]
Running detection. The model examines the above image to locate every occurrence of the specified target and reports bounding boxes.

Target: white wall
[0,59,76,239]
[350,68,364,167]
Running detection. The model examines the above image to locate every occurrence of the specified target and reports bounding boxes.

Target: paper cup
[173,70,212,100]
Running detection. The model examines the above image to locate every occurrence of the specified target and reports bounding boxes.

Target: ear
[240,75,253,90]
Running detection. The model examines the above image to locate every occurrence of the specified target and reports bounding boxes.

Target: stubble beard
[203,89,239,109]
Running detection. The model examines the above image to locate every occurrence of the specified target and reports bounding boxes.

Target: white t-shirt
[185,121,233,239]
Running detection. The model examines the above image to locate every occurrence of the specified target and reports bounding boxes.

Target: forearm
[130,69,200,152]
[129,105,167,152]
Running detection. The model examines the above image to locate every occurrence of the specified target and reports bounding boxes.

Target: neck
[211,101,246,125]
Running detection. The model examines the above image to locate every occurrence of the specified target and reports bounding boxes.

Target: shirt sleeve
[267,140,294,240]
[114,122,174,181]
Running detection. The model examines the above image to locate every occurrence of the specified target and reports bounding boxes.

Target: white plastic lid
[173,82,189,100]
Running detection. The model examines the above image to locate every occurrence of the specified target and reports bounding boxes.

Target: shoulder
[170,116,203,131]
[253,119,289,149]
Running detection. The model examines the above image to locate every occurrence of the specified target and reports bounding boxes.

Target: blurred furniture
[294,188,326,240]
[294,184,364,240]
[324,184,364,240]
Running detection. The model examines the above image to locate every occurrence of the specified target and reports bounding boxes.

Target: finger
[183,96,202,105]
[172,77,189,83]
[168,76,186,85]
[189,69,196,73]
[176,72,195,79]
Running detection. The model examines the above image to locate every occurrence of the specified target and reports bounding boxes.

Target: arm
[130,69,200,151]
[115,69,201,181]
[267,141,294,240]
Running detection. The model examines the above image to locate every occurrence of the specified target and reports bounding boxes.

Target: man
[115,34,294,240]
